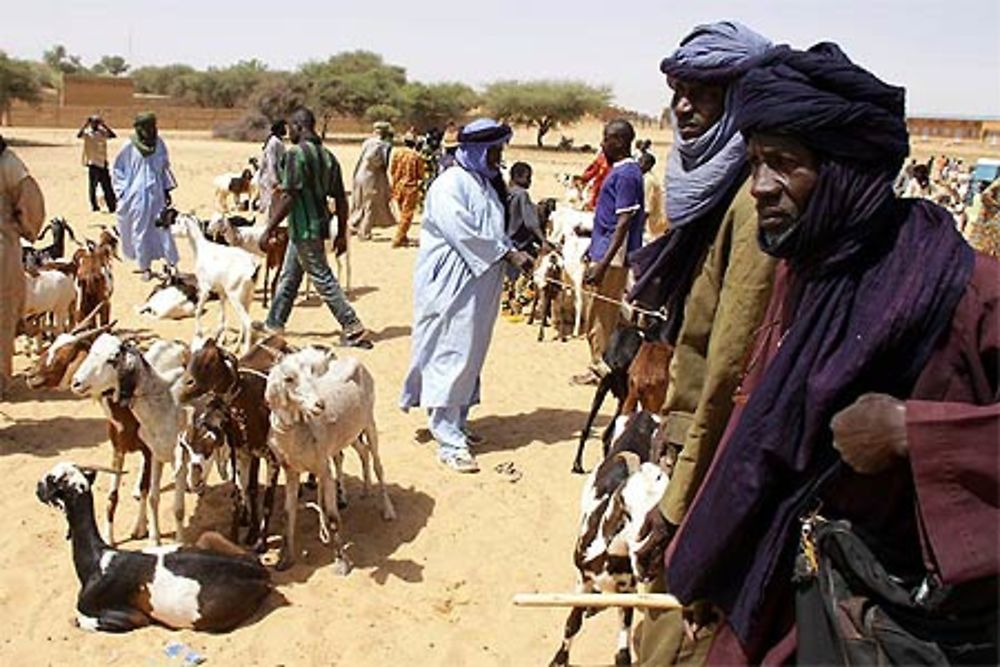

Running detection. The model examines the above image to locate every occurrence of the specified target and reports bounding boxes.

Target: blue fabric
[588,159,645,263]
[429,405,471,459]
[112,139,178,270]
[661,21,772,227]
[455,118,512,181]
[265,238,358,330]
[666,43,975,659]
[400,166,510,410]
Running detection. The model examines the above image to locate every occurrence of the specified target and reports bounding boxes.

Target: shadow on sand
[0,415,108,457]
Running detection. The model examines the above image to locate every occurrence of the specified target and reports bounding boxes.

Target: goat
[530,250,572,342]
[213,169,255,213]
[621,339,673,415]
[266,348,396,572]
[206,214,289,308]
[573,325,644,474]
[176,336,293,550]
[22,267,77,353]
[547,203,593,338]
[37,462,272,632]
[71,334,192,545]
[73,241,114,327]
[162,210,259,353]
[137,267,210,321]
[551,411,674,667]
[22,217,79,268]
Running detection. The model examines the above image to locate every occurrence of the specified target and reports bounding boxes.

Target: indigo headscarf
[456,118,512,182]
[628,21,771,341]
[665,42,975,658]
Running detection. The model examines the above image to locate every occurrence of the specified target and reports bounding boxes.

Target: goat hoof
[332,558,352,577]
[614,649,631,666]
[571,463,585,475]
[549,650,569,667]
[130,528,149,541]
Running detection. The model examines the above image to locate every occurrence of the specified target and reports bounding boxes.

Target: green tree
[0,52,43,120]
[482,80,611,147]
[42,44,86,75]
[131,64,197,94]
[364,103,402,125]
[399,82,478,130]
[298,50,407,135]
[92,55,129,76]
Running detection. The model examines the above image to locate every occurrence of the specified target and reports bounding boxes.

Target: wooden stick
[513,593,683,611]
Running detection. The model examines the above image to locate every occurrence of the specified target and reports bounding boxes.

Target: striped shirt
[281,140,346,242]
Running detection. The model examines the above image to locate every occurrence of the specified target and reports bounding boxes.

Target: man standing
[626,22,776,664]
[77,115,117,213]
[389,131,425,248]
[348,121,396,240]
[666,43,998,665]
[258,108,370,348]
[572,119,645,385]
[639,153,666,239]
[400,119,532,473]
[0,136,45,399]
[258,119,286,218]
[575,150,610,211]
[112,112,178,281]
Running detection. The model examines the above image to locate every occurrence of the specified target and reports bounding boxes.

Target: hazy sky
[4,0,999,117]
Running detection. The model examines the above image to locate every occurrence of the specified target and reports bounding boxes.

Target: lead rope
[539,276,669,321]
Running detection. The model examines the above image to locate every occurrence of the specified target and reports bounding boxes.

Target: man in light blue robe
[400,119,533,473]
[112,112,179,280]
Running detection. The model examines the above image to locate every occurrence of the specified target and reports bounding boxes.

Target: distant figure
[0,136,45,398]
[400,119,533,473]
[258,119,287,218]
[965,178,1000,258]
[257,107,371,348]
[77,115,117,213]
[507,161,544,247]
[112,112,178,281]
[389,131,425,248]
[348,121,396,239]
[639,152,667,238]
[576,151,610,211]
[438,125,460,174]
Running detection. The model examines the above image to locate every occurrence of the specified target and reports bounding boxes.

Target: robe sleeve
[161,142,177,191]
[1,151,45,241]
[429,175,510,278]
[112,147,130,199]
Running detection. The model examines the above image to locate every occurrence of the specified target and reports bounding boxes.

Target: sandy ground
[2,126,997,666]
[0,127,642,667]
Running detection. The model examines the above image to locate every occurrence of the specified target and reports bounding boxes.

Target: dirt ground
[2,125,997,666]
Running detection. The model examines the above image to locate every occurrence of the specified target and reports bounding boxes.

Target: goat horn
[78,464,128,476]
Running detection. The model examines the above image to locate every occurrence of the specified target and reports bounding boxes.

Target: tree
[42,44,85,75]
[0,52,43,120]
[92,55,129,76]
[364,104,402,125]
[298,51,407,135]
[482,80,611,147]
[131,64,197,94]
[399,82,478,130]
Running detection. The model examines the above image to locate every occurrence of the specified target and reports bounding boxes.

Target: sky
[4,0,999,118]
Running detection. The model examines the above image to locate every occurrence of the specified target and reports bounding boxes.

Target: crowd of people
[0,17,997,665]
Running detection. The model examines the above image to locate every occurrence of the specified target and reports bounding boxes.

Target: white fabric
[400,167,511,410]
[112,139,178,270]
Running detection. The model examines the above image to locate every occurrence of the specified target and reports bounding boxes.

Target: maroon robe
[698,253,1000,664]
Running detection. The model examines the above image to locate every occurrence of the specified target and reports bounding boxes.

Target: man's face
[669,77,725,141]
[89,118,101,130]
[513,169,532,189]
[601,129,629,162]
[747,133,819,249]
[486,145,503,172]
[288,122,302,143]
[137,120,158,146]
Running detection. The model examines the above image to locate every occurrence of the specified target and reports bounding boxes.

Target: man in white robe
[258,119,286,218]
[400,119,532,472]
[112,112,178,280]
[348,122,396,239]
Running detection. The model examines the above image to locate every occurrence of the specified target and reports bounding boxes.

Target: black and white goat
[22,217,79,268]
[37,462,272,632]
[551,411,674,667]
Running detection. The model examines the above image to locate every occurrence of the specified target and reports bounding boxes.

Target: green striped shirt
[281,141,345,242]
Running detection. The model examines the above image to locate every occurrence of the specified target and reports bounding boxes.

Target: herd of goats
[20,168,676,666]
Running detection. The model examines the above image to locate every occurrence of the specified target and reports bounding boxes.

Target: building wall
[4,99,244,131]
[907,117,984,140]
[60,75,134,107]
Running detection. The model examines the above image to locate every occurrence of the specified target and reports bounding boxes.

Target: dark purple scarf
[665,43,976,658]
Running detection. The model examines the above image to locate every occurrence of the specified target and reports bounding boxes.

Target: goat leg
[614,607,634,667]
[276,471,299,571]
[573,376,613,474]
[148,460,163,545]
[129,449,151,541]
[549,581,593,667]
[244,457,262,544]
[365,426,396,521]
[321,466,352,576]
[252,455,280,553]
[105,448,125,545]
[538,289,552,342]
[331,451,348,510]
[173,450,188,543]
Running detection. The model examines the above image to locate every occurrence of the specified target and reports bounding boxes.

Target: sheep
[37,462,272,633]
[21,217,79,268]
[161,210,259,354]
[265,347,396,573]
[550,411,674,667]
[22,267,77,353]
[71,334,193,546]
[213,168,255,213]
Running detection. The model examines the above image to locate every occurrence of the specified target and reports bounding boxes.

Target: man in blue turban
[664,42,998,665]
[400,119,533,473]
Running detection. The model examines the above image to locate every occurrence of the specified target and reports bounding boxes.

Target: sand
[0,127,634,667]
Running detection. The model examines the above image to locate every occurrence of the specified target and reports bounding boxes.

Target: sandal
[462,427,486,447]
[440,450,480,473]
[342,328,374,349]
[494,461,523,483]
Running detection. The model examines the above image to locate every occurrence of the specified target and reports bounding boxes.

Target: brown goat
[262,226,288,308]
[621,340,673,415]
[73,242,114,327]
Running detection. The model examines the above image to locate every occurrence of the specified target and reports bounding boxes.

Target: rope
[540,276,669,321]
[305,502,331,544]
[239,367,270,381]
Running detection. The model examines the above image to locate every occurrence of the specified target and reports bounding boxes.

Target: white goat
[171,214,259,353]
[213,169,254,213]
[22,268,77,353]
[266,347,395,573]
[71,334,193,546]
[547,205,594,338]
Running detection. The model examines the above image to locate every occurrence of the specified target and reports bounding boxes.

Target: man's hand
[633,509,676,582]
[583,260,607,286]
[506,249,533,273]
[683,600,720,642]
[831,393,908,474]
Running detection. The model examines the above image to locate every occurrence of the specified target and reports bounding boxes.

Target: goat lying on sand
[38,462,272,633]
[266,347,396,572]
